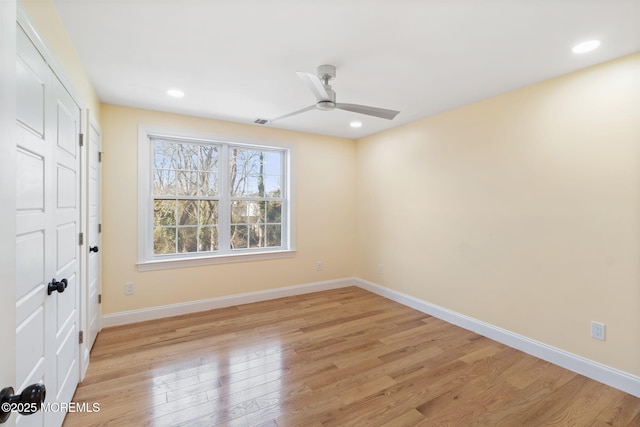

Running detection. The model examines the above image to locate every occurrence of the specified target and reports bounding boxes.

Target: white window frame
[137,125,295,271]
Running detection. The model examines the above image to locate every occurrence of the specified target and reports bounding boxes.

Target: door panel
[16,149,44,210]
[15,306,44,388]
[56,103,77,157]
[56,274,76,328]
[15,60,44,137]
[57,166,76,208]
[56,224,76,269]
[15,232,44,301]
[55,326,76,394]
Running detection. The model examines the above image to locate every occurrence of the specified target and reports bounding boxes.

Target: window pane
[176,171,198,196]
[249,224,265,248]
[154,170,176,196]
[248,201,265,224]
[153,141,176,169]
[199,226,218,252]
[198,172,218,197]
[230,225,248,249]
[177,200,198,225]
[231,175,260,197]
[266,225,282,247]
[235,149,261,174]
[154,200,176,226]
[263,175,281,197]
[230,148,261,196]
[231,201,266,224]
[154,227,176,254]
[231,201,246,224]
[263,151,282,174]
[266,201,281,223]
[199,145,218,170]
[176,143,199,171]
[200,200,218,225]
[177,227,197,253]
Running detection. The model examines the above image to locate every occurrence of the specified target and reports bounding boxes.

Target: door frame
[0,0,17,425]
[17,4,88,384]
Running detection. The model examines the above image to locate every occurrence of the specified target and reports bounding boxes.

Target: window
[138,126,294,270]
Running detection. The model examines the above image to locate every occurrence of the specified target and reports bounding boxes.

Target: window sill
[137,249,296,271]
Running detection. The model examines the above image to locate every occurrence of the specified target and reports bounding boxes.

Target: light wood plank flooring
[64,287,640,426]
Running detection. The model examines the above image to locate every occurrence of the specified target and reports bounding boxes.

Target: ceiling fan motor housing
[317,64,336,81]
[317,100,336,111]
[317,86,336,110]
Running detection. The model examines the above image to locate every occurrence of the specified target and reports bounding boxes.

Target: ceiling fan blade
[271,105,317,122]
[335,103,400,120]
[297,71,330,102]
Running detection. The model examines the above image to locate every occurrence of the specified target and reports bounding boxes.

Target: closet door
[16,24,81,427]
[86,118,102,353]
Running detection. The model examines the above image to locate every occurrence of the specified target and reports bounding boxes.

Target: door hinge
[79,232,84,245]
[79,133,84,147]
[79,331,84,344]
[98,223,102,233]
[98,151,103,162]
[98,294,102,304]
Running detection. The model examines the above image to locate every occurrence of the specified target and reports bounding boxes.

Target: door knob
[89,246,99,253]
[0,383,46,423]
[47,278,67,295]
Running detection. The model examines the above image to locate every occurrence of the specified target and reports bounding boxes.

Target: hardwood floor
[64,287,640,426]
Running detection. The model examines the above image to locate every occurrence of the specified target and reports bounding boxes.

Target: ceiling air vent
[254,118,269,125]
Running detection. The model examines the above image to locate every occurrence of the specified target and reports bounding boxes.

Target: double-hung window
[138,126,294,270]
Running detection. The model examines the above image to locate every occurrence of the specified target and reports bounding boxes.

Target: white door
[86,116,102,352]
[15,23,81,427]
[0,1,17,426]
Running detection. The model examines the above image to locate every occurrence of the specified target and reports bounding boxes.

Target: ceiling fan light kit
[259,64,400,124]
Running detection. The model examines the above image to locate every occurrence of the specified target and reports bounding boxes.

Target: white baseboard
[102,278,356,328]
[355,278,640,398]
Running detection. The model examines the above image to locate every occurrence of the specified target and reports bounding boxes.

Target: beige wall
[356,53,640,376]
[20,0,100,115]
[100,104,357,313]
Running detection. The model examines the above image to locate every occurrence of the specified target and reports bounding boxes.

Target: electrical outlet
[316,261,323,271]
[377,264,384,275]
[125,282,135,295]
[591,321,605,341]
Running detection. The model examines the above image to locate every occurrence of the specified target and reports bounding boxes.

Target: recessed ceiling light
[167,89,185,98]
[350,121,362,128]
[572,40,601,54]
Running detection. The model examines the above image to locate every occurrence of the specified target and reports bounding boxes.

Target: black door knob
[47,278,67,296]
[0,383,46,423]
[89,246,99,253]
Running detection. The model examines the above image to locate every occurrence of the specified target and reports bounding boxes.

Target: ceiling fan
[259,64,400,124]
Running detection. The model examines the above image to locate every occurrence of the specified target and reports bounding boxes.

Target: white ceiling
[52,0,639,139]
